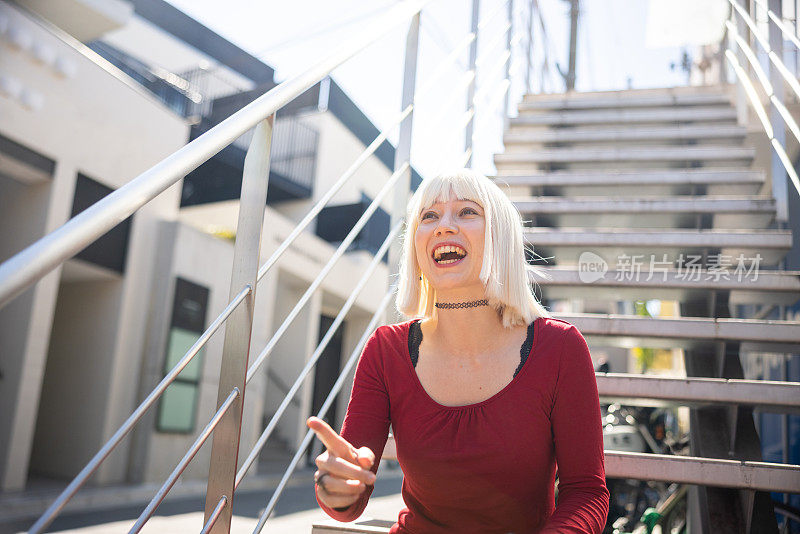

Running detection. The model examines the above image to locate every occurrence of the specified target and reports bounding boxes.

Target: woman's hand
[307,416,377,509]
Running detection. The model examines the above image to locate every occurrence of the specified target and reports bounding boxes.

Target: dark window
[71,174,132,273]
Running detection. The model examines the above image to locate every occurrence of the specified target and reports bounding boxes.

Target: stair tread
[492,168,764,185]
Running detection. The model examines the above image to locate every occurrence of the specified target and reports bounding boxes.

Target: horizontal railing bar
[458,147,474,169]
[254,22,480,288]
[727,20,800,147]
[598,373,800,412]
[199,496,228,534]
[128,388,240,534]
[474,51,512,102]
[725,50,800,198]
[255,109,409,285]
[729,0,800,102]
[416,31,476,96]
[418,70,476,143]
[235,221,402,489]
[251,287,397,533]
[762,3,800,51]
[247,162,409,383]
[0,0,433,309]
[27,285,251,534]
[477,0,510,31]
[726,20,773,94]
[605,451,800,493]
[475,23,512,68]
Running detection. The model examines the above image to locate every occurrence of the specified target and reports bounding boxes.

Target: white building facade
[0,0,415,493]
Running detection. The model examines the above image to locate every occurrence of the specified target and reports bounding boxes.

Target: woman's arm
[541,325,610,533]
[315,328,391,522]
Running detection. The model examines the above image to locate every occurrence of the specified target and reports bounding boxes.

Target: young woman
[309,169,609,533]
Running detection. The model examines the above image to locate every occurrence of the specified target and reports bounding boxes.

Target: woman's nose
[435,213,457,235]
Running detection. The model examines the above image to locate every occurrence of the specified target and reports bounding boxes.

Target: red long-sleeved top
[316,316,609,533]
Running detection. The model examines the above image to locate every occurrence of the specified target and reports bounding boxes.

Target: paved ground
[1,470,405,534]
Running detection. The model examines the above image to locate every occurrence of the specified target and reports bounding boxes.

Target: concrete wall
[0,0,189,490]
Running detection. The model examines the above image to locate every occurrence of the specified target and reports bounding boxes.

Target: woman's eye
[421,212,436,220]
[461,208,476,215]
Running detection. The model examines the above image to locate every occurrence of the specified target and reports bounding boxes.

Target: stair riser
[522,213,773,230]
[496,160,754,172]
[513,107,738,125]
[503,137,746,150]
[519,95,732,111]
[496,147,755,164]
[501,183,763,197]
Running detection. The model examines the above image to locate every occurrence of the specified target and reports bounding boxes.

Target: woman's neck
[421,306,510,360]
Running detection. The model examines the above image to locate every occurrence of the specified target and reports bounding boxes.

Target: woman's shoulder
[373,318,418,341]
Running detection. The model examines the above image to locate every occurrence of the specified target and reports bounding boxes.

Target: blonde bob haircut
[395,168,551,328]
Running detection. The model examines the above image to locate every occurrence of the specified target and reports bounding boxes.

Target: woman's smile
[414,193,485,290]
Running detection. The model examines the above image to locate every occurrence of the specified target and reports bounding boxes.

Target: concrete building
[0,0,421,493]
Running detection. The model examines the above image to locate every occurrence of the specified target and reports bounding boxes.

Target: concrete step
[513,195,774,229]
[597,373,800,414]
[523,227,792,266]
[495,146,754,166]
[555,312,800,353]
[503,124,747,146]
[520,93,732,112]
[510,106,738,127]
[522,85,730,103]
[518,92,732,111]
[605,452,800,493]
[535,267,800,306]
[491,168,765,197]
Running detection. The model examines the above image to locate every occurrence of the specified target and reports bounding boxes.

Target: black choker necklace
[435,299,489,309]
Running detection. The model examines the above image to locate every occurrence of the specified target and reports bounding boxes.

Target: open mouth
[432,245,467,265]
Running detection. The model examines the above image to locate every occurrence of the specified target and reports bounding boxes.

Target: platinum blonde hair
[395,168,551,328]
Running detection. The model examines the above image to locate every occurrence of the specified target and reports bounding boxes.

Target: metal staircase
[313,86,800,534]
[495,85,799,532]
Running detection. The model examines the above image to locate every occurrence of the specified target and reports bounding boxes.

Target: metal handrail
[200,496,228,534]
[26,285,251,534]
[128,388,240,533]
[0,0,432,308]
[235,222,403,490]
[724,51,800,199]
[246,162,409,383]
[728,0,800,102]
[725,20,800,145]
[251,287,397,533]
[752,0,800,51]
[475,23,512,68]
[253,19,487,288]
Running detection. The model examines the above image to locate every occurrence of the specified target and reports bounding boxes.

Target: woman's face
[414,192,486,296]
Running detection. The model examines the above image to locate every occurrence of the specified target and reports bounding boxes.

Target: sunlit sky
[164,0,727,178]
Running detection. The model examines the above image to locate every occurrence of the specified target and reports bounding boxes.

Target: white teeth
[433,245,467,260]
[438,258,461,265]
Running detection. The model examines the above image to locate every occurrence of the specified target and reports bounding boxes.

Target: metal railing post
[733,0,749,125]
[465,0,480,167]
[526,0,534,94]
[388,12,421,324]
[503,0,514,127]
[768,0,788,224]
[202,116,274,533]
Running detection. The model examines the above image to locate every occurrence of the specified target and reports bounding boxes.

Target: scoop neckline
[405,317,542,411]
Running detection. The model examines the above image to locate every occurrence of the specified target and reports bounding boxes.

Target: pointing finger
[307,416,357,462]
